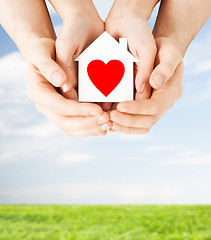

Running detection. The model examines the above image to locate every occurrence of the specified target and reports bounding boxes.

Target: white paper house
[75,31,139,102]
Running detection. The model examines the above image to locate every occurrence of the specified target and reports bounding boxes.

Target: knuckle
[151,117,158,126]
[147,117,157,128]
[143,128,150,134]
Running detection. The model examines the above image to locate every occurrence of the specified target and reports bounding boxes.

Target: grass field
[0,205,211,240]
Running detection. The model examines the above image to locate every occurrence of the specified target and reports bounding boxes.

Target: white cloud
[0,52,25,83]
[58,153,96,166]
[0,118,60,138]
[1,182,211,204]
[179,150,199,158]
[145,145,180,152]
[0,52,27,104]
[184,35,211,76]
[191,59,211,74]
[113,132,151,141]
[156,153,211,166]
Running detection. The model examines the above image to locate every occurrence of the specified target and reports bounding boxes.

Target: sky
[0,1,211,204]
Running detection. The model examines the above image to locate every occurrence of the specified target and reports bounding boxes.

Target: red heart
[87,60,125,97]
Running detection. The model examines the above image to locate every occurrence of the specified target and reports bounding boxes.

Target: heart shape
[87,60,125,97]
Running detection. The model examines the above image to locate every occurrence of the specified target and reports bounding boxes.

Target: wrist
[153,21,191,57]
[49,0,99,22]
[154,36,185,59]
[5,30,56,62]
[108,0,159,20]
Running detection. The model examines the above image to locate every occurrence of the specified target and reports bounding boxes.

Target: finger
[135,81,152,101]
[112,123,150,135]
[150,40,183,89]
[117,99,162,116]
[110,110,158,128]
[134,43,157,93]
[29,38,67,88]
[56,27,78,93]
[36,104,110,132]
[117,62,184,116]
[62,88,78,100]
[27,65,103,116]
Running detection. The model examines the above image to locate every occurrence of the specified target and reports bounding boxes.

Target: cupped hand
[26,60,112,137]
[105,1,157,106]
[110,38,184,134]
[52,0,104,96]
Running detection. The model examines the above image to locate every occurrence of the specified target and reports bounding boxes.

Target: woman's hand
[106,0,158,98]
[49,0,104,95]
[110,38,184,134]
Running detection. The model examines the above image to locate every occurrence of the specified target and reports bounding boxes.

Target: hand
[110,38,184,134]
[0,0,68,89]
[26,38,112,137]
[27,44,112,137]
[105,0,157,111]
[50,0,104,96]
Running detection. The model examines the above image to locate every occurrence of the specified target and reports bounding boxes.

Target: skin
[104,0,159,111]
[0,0,111,136]
[49,0,105,93]
[1,0,210,136]
[150,0,211,89]
[108,0,211,134]
[110,39,184,134]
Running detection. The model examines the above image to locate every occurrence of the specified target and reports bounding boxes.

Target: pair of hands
[26,0,184,136]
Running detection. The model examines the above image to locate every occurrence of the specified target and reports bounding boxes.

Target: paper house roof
[75,31,139,63]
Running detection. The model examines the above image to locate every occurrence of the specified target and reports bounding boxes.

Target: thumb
[150,43,183,89]
[29,39,67,88]
[55,27,79,94]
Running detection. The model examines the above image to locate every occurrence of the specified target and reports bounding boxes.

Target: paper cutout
[75,31,139,102]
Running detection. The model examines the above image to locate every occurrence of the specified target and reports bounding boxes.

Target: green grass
[0,205,211,240]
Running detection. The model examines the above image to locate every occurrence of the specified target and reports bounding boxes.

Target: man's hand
[110,39,184,134]
[27,62,112,137]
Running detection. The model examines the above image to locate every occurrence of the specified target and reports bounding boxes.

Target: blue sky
[0,1,211,204]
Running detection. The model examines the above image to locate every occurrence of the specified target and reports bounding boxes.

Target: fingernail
[52,71,64,86]
[62,83,68,93]
[153,75,164,87]
[100,123,110,131]
[140,82,146,94]
[98,116,109,125]
[112,123,121,131]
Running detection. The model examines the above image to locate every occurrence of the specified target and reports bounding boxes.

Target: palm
[56,14,104,100]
